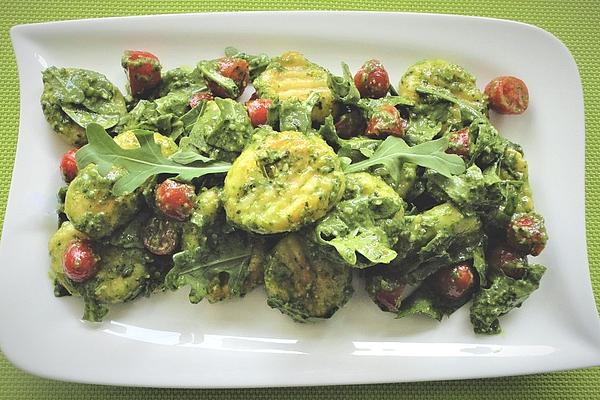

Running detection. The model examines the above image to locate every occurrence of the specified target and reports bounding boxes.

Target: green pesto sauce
[64,164,141,239]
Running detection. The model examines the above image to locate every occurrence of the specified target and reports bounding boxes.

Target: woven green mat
[1,0,599,398]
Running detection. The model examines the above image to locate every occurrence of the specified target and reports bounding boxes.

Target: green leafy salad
[43,48,548,334]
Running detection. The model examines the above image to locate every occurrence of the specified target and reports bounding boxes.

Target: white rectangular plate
[2,11,600,387]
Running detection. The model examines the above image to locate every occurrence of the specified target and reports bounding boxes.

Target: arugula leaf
[470,264,546,334]
[224,47,271,80]
[321,227,397,266]
[314,174,405,267]
[328,62,361,104]
[165,231,253,304]
[76,123,231,195]
[345,136,465,180]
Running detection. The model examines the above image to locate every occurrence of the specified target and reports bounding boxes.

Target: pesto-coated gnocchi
[223,130,346,234]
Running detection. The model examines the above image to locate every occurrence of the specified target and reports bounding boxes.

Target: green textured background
[1,0,599,398]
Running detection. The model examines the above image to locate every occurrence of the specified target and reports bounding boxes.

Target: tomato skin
[155,179,196,222]
[366,104,407,137]
[189,91,214,108]
[207,57,250,98]
[63,240,99,283]
[434,263,476,301]
[60,148,79,183]
[446,128,470,158]
[506,212,548,256]
[484,76,529,114]
[333,104,367,139]
[487,245,528,279]
[375,284,406,312]
[121,50,162,98]
[354,59,390,99]
[246,98,273,127]
[142,216,180,255]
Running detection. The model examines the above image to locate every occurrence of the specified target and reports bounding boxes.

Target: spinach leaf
[42,67,127,130]
[397,245,488,320]
[470,264,546,334]
[179,98,253,162]
[345,136,465,181]
[120,99,185,139]
[197,60,240,98]
[416,84,486,121]
[108,211,150,249]
[224,46,271,80]
[426,164,517,213]
[76,124,231,195]
[158,66,206,97]
[403,114,443,145]
[391,203,483,283]
[269,92,321,133]
[318,116,381,161]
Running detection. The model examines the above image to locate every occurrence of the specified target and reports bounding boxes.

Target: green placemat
[1,0,599,398]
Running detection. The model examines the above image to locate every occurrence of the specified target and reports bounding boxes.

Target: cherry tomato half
[375,284,406,313]
[354,59,390,99]
[506,212,548,256]
[63,240,99,283]
[484,76,529,115]
[60,148,79,183]
[142,216,180,256]
[189,91,214,108]
[246,98,273,127]
[121,50,162,98]
[446,128,470,158]
[155,179,196,222]
[207,57,250,99]
[334,104,367,139]
[433,263,476,301]
[487,245,528,279]
[366,104,407,137]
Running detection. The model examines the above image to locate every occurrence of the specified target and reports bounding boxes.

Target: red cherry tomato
[63,240,99,283]
[484,76,529,115]
[155,179,196,221]
[142,216,180,256]
[121,50,162,98]
[434,263,476,301]
[506,212,547,256]
[375,284,406,313]
[487,245,528,279]
[366,104,407,137]
[189,91,214,108]
[207,57,250,98]
[60,148,79,183]
[334,104,367,139]
[354,59,390,99]
[246,98,273,127]
[446,128,470,158]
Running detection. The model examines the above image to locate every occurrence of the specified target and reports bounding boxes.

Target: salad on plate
[41,47,547,334]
